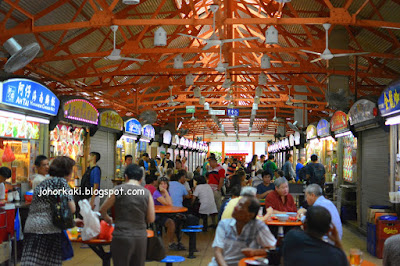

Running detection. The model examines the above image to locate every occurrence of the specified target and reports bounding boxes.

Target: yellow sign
[100,110,123,131]
[64,99,99,125]
[384,227,398,235]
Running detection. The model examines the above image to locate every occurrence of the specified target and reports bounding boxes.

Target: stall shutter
[90,130,115,191]
[360,127,389,229]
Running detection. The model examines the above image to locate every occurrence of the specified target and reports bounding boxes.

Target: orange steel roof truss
[0,0,399,136]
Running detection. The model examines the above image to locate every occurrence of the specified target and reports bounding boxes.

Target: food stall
[317,119,337,182]
[138,124,155,156]
[117,118,141,164]
[187,139,193,172]
[179,137,186,159]
[305,124,323,163]
[0,78,60,184]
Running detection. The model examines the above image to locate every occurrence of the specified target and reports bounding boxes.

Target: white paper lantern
[265,26,278,45]
[261,54,271,69]
[174,54,184,69]
[204,102,210,110]
[154,27,167,46]
[185,73,194,86]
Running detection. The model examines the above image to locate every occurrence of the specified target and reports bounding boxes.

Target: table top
[265,220,303,227]
[154,205,188,213]
[239,257,376,266]
[68,229,154,244]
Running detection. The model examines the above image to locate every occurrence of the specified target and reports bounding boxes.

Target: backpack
[307,163,325,185]
[298,165,307,181]
[80,166,101,199]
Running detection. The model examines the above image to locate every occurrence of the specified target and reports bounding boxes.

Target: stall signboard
[0,79,60,116]
[180,137,186,147]
[317,119,330,137]
[174,135,180,146]
[188,139,193,149]
[163,130,172,145]
[349,99,376,125]
[378,80,400,117]
[289,135,294,147]
[100,110,123,131]
[125,119,141,135]
[284,138,289,148]
[141,124,155,139]
[294,132,301,145]
[0,115,40,139]
[306,125,317,140]
[330,111,348,132]
[64,99,99,125]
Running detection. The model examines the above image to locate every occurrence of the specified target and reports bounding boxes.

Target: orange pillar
[253,141,256,156]
[222,141,225,159]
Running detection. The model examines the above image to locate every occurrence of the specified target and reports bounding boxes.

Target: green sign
[186,106,195,113]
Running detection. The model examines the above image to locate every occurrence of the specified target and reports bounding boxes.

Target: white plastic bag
[78,199,100,241]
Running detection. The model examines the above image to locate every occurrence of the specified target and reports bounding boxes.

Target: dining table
[154,205,188,214]
[68,229,154,266]
[238,256,376,266]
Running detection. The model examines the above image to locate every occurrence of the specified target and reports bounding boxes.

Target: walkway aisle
[64,225,383,265]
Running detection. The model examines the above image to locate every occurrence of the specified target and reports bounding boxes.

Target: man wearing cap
[207,156,225,225]
[160,151,166,168]
[165,152,175,169]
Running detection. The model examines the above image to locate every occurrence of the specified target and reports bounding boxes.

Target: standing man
[305,154,326,189]
[296,157,306,182]
[142,153,150,172]
[118,155,133,179]
[263,155,277,177]
[207,156,225,226]
[165,152,175,169]
[81,152,101,211]
[256,155,265,172]
[160,151,166,168]
[181,156,188,171]
[282,154,295,181]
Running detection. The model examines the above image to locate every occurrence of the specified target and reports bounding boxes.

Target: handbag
[146,235,166,261]
[61,230,74,261]
[52,179,74,230]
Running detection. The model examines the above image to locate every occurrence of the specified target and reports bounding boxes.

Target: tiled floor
[63,224,383,265]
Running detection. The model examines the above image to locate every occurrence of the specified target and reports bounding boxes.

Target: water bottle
[258,207,264,218]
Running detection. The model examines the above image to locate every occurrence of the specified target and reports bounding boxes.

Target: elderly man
[298,184,343,239]
[221,187,258,220]
[283,206,348,266]
[210,195,276,266]
[383,234,400,265]
[265,177,297,213]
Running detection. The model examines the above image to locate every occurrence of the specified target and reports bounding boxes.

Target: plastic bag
[78,199,100,241]
[2,144,15,162]
[98,220,114,241]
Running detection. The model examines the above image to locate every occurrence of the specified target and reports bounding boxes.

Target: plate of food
[73,144,79,156]
[60,125,67,141]
[79,128,85,143]
[73,128,80,143]
[61,142,67,156]
[79,144,84,156]
[5,119,13,136]
[18,120,27,138]
[67,128,73,143]
[0,122,5,136]
[52,126,59,141]
[67,143,73,156]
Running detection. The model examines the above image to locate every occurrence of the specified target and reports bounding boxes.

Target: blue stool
[181,228,202,258]
[187,225,204,229]
[161,255,185,266]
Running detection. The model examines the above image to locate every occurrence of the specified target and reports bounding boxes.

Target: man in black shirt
[282,206,349,266]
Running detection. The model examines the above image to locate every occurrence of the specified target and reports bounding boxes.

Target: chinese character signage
[227,109,239,117]
[100,110,123,131]
[330,111,348,132]
[317,119,330,137]
[306,125,317,140]
[125,119,141,135]
[349,99,376,125]
[0,79,60,116]
[141,124,155,139]
[163,130,172,145]
[64,99,99,125]
[378,80,400,117]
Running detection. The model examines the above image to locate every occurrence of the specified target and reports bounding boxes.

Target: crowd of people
[13,151,398,266]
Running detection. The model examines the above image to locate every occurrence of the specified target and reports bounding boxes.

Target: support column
[253,142,256,157]
[222,141,225,159]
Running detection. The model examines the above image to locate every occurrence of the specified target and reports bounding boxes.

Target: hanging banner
[294,131,301,145]
[188,139,193,149]
[284,138,289,148]
[378,80,400,117]
[100,110,123,131]
[317,119,330,137]
[349,99,376,125]
[163,130,172,145]
[330,111,348,132]
[141,124,155,139]
[0,78,60,116]
[124,118,141,135]
[64,99,99,125]
[180,137,186,147]
[306,125,317,140]
[289,135,294,147]
[174,135,180,146]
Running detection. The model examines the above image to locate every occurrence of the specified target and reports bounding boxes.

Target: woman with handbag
[21,156,77,266]
[100,163,155,266]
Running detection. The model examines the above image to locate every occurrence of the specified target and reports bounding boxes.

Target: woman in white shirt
[192,175,217,231]
[0,167,11,200]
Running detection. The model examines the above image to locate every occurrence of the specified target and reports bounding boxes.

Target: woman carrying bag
[100,163,155,266]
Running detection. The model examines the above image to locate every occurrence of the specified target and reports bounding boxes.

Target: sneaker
[169,243,179,251]
[177,242,186,250]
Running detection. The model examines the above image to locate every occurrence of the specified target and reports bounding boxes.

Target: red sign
[330,111,348,132]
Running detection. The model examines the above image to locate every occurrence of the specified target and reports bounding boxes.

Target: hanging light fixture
[185,73,194,86]
[286,86,293,106]
[258,73,267,85]
[265,26,279,45]
[174,54,184,69]
[194,87,201,98]
[154,27,167,46]
[254,96,260,104]
[255,86,263,97]
[261,54,271,69]
[273,107,277,121]
[199,96,205,105]
[204,102,210,110]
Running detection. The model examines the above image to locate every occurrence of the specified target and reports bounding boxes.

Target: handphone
[256,258,269,265]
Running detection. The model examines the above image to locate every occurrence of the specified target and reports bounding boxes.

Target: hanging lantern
[154,27,167,46]
[255,86,263,97]
[261,54,271,69]
[265,26,278,45]
[185,73,194,86]
[199,96,205,105]
[252,103,258,110]
[254,96,260,104]
[204,102,210,110]
[174,54,184,69]
[194,87,201,98]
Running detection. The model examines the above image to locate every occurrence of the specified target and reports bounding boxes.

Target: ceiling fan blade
[310,58,324,63]
[332,52,370,58]
[221,37,259,43]
[227,64,251,69]
[79,57,104,59]
[178,33,207,41]
[120,57,148,62]
[300,49,322,56]
[202,43,215,50]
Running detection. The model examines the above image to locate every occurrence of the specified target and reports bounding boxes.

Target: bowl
[286,212,297,217]
[275,214,289,222]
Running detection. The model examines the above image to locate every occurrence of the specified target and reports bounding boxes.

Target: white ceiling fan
[301,23,369,63]
[80,25,147,62]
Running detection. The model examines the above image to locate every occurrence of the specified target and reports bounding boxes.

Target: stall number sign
[209,109,225,115]
[227,109,239,117]
[0,79,60,116]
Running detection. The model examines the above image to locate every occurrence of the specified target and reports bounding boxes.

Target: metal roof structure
[0,0,399,137]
